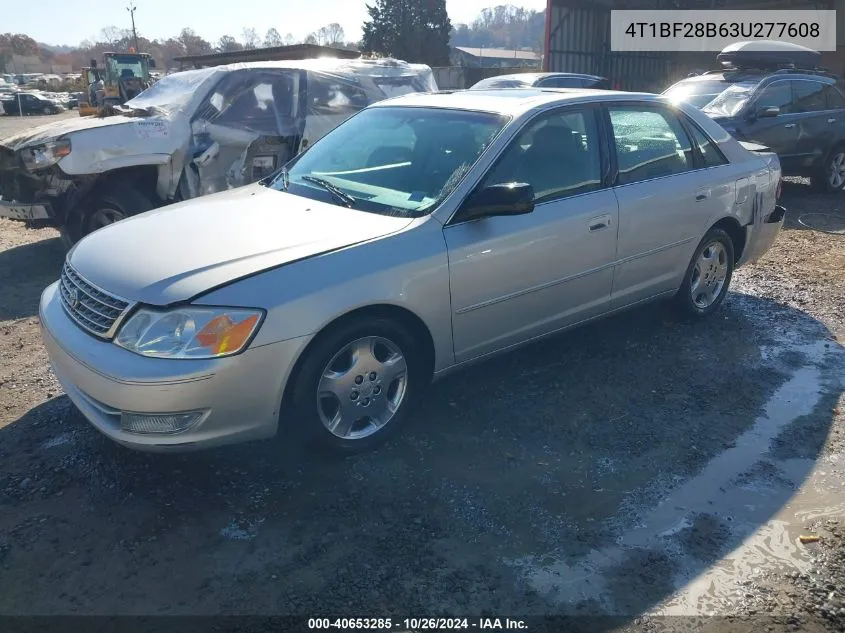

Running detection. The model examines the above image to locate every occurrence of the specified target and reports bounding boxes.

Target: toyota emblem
[67,288,80,310]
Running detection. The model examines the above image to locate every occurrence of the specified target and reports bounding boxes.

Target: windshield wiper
[301,175,355,207]
[264,165,289,190]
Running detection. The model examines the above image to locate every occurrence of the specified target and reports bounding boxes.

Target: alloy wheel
[690,241,728,309]
[316,336,408,440]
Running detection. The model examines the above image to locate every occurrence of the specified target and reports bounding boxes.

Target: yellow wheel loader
[78,51,155,117]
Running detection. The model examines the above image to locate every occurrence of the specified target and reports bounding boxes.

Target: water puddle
[505,338,844,615]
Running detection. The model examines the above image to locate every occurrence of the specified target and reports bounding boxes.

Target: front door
[741,80,801,172]
[188,69,301,197]
[444,106,619,363]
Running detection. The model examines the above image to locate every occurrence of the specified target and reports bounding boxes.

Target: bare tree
[241,27,260,49]
[303,33,318,45]
[100,26,128,46]
[217,35,243,52]
[263,28,283,47]
[178,28,213,56]
[283,33,296,45]
[322,23,345,46]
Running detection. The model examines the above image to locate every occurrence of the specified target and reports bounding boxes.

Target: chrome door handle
[829,118,838,123]
[784,123,797,128]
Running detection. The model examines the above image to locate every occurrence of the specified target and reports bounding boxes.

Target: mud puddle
[506,313,845,616]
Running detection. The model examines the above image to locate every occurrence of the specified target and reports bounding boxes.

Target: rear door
[607,104,732,308]
[790,79,832,170]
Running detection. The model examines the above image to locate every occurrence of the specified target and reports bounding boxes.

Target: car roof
[673,69,838,86]
[372,88,662,115]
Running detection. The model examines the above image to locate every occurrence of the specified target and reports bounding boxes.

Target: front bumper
[39,281,310,452]
[0,198,51,221]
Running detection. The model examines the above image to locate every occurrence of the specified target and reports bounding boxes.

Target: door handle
[829,118,838,124]
[588,214,611,232]
[784,123,797,129]
[695,189,711,201]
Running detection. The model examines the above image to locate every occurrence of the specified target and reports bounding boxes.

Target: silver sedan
[39,88,785,453]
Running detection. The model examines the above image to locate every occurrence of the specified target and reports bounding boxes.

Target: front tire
[674,228,735,319]
[289,316,424,454]
[812,145,845,193]
[83,182,154,237]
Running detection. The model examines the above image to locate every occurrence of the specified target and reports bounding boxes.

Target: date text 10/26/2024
[308,618,528,630]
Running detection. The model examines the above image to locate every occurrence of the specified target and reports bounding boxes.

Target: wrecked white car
[0,58,437,245]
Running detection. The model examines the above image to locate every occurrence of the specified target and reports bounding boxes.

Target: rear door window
[687,123,728,167]
[825,84,845,109]
[608,107,695,185]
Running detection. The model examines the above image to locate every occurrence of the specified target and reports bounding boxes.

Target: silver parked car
[39,88,785,453]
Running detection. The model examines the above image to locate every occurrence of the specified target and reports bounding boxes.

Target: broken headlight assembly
[21,139,71,171]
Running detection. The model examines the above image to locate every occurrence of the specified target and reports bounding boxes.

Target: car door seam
[453,235,694,315]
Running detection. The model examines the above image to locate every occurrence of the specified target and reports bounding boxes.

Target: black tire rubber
[674,227,735,319]
[82,181,154,238]
[811,145,845,193]
[288,316,425,455]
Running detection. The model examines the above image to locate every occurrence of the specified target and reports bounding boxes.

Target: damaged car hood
[67,184,415,305]
[0,115,141,151]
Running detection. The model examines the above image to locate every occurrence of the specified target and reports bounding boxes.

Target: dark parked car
[663,41,845,192]
[1,91,65,116]
[469,72,612,91]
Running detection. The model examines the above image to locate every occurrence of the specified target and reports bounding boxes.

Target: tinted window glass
[609,108,694,185]
[792,81,827,112]
[755,81,793,112]
[825,84,845,109]
[480,109,602,203]
[688,123,727,167]
[539,76,586,88]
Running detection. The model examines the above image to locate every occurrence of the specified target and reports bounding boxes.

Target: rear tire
[288,316,425,455]
[674,228,735,319]
[82,182,154,237]
[811,145,845,193]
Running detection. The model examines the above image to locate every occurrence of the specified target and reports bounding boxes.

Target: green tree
[361,0,451,66]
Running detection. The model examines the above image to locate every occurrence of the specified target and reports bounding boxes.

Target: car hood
[0,114,143,151]
[67,184,415,306]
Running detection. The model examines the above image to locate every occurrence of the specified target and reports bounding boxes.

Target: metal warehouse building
[543,0,845,92]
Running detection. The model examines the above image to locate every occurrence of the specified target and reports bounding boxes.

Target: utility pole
[127,1,139,51]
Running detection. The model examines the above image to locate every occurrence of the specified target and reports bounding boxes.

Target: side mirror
[459,182,535,222]
[757,106,780,118]
[149,58,157,68]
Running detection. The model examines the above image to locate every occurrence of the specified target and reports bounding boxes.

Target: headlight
[114,307,264,359]
[21,139,71,170]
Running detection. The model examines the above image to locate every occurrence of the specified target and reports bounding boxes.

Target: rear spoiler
[739,140,770,153]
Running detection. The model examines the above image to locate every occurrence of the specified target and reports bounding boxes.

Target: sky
[4,0,549,48]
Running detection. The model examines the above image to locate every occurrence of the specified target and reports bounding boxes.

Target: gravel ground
[1,110,844,631]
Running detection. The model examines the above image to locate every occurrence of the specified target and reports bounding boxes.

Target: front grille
[59,263,132,338]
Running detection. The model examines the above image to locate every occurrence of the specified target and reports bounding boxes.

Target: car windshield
[273,106,509,217]
[124,67,217,115]
[106,55,148,81]
[702,82,759,117]
[663,79,736,107]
